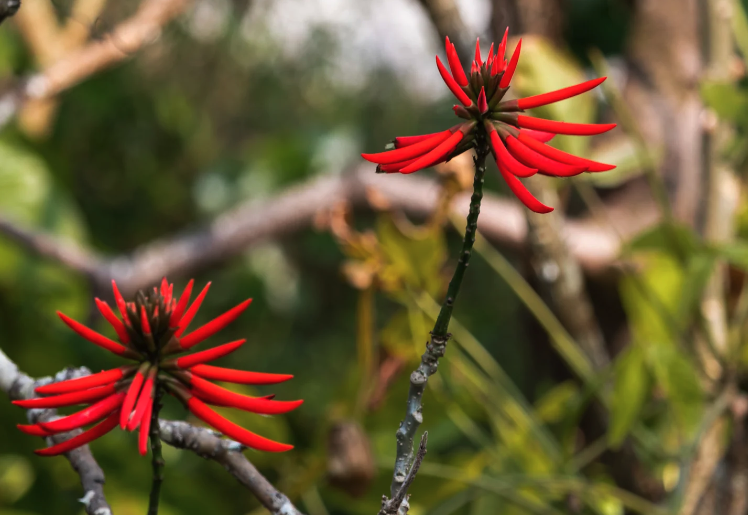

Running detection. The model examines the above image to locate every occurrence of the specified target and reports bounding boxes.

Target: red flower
[361,31,617,213]
[14,279,301,456]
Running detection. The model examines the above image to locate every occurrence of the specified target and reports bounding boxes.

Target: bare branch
[0,167,657,297]
[158,420,305,515]
[380,432,428,515]
[0,348,112,515]
[0,0,189,130]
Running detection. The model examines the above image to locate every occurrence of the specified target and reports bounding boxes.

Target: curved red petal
[120,371,146,429]
[35,367,125,395]
[474,38,482,67]
[517,131,616,172]
[39,393,125,433]
[445,37,468,87]
[17,424,54,437]
[139,401,153,456]
[505,136,586,177]
[499,39,522,88]
[175,282,212,337]
[436,55,472,107]
[13,384,117,409]
[127,374,155,431]
[517,115,617,136]
[399,131,464,174]
[489,131,536,178]
[363,131,452,165]
[111,280,130,325]
[176,339,246,368]
[34,412,119,457]
[190,365,293,385]
[95,299,130,344]
[169,279,194,328]
[496,158,554,213]
[179,300,251,350]
[187,397,293,452]
[394,131,450,148]
[189,375,303,415]
[517,77,606,110]
[57,312,128,356]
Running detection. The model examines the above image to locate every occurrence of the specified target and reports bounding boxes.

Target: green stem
[389,136,488,497]
[432,140,488,336]
[147,385,165,515]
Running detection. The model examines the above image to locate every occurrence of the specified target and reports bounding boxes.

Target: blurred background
[2,0,748,514]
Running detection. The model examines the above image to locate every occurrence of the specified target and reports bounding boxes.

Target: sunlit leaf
[609,345,650,448]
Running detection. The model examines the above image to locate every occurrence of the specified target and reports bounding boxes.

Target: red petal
[169,279,194,328]
[34,412,119,457]
[517,115,617,136]
[474,38,482,67]
[160,278,169,297]
[175,282,211,337]
[489,131,536,178]
[517,131,616,172]
[179,299,252,350]
[111,280,130,325]
[394,130,450,148]
[176,339,246,368]
[496,158,554,213]
[187,397,293,452]
[505,136,586,177]
[445,37,468,87]
[190,364,293,385]
[362,131,452,165]
[477,86,488,114]
[95,299,130,344]
[399,131,464,174]
[139,401,152,456]
[378,157,419,174]
[189,375,303,415]
[517,77,606,110]
[120,370,146,429]
[17,424,53,437]
[39,393,125,433]
[57,312,129,356]
[13,384,117,409]
[499,39,522,88]
[436,55,472,107]
[487,43,495,67]
[523,129,556,143]
[497,28,508,62]
[36,367,126,395]
[140,305,151,335]
[127,373,155,431]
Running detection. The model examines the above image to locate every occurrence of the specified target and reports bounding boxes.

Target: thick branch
[0,167,657,297]
[158,419,305,515]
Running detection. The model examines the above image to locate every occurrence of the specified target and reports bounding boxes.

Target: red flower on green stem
[14,279,302,456]
[361,30,617,213]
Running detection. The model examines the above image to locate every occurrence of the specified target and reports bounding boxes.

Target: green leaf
[625,222,701,258]
[534,382,579,424]
[609,345,650,448]
[0,455,34,505]
[701,81,748,125]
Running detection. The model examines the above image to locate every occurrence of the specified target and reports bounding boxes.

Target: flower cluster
[361,30,617,213]
[14,279,301,456]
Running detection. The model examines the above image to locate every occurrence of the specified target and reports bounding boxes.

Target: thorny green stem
[147,384,165,515]
[389,134,488,497]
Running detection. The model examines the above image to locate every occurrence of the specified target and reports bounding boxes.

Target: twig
[0,348,112,515]
[380,433,428,515]
[158,419,306,515]
[148,386,166,515]
[0,0,189,130]
[389,143,488,496]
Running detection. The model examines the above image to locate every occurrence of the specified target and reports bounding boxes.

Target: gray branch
[0,348,112,515]
[380,432,428,515]
[158,420,305,515]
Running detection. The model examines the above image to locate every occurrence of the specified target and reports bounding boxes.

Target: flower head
[361,30,617,213]
[14,279,301,456]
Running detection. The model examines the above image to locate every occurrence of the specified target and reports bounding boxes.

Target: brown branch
[0,166,658,297]
[158,420,305,515]
[0,0,189,129]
